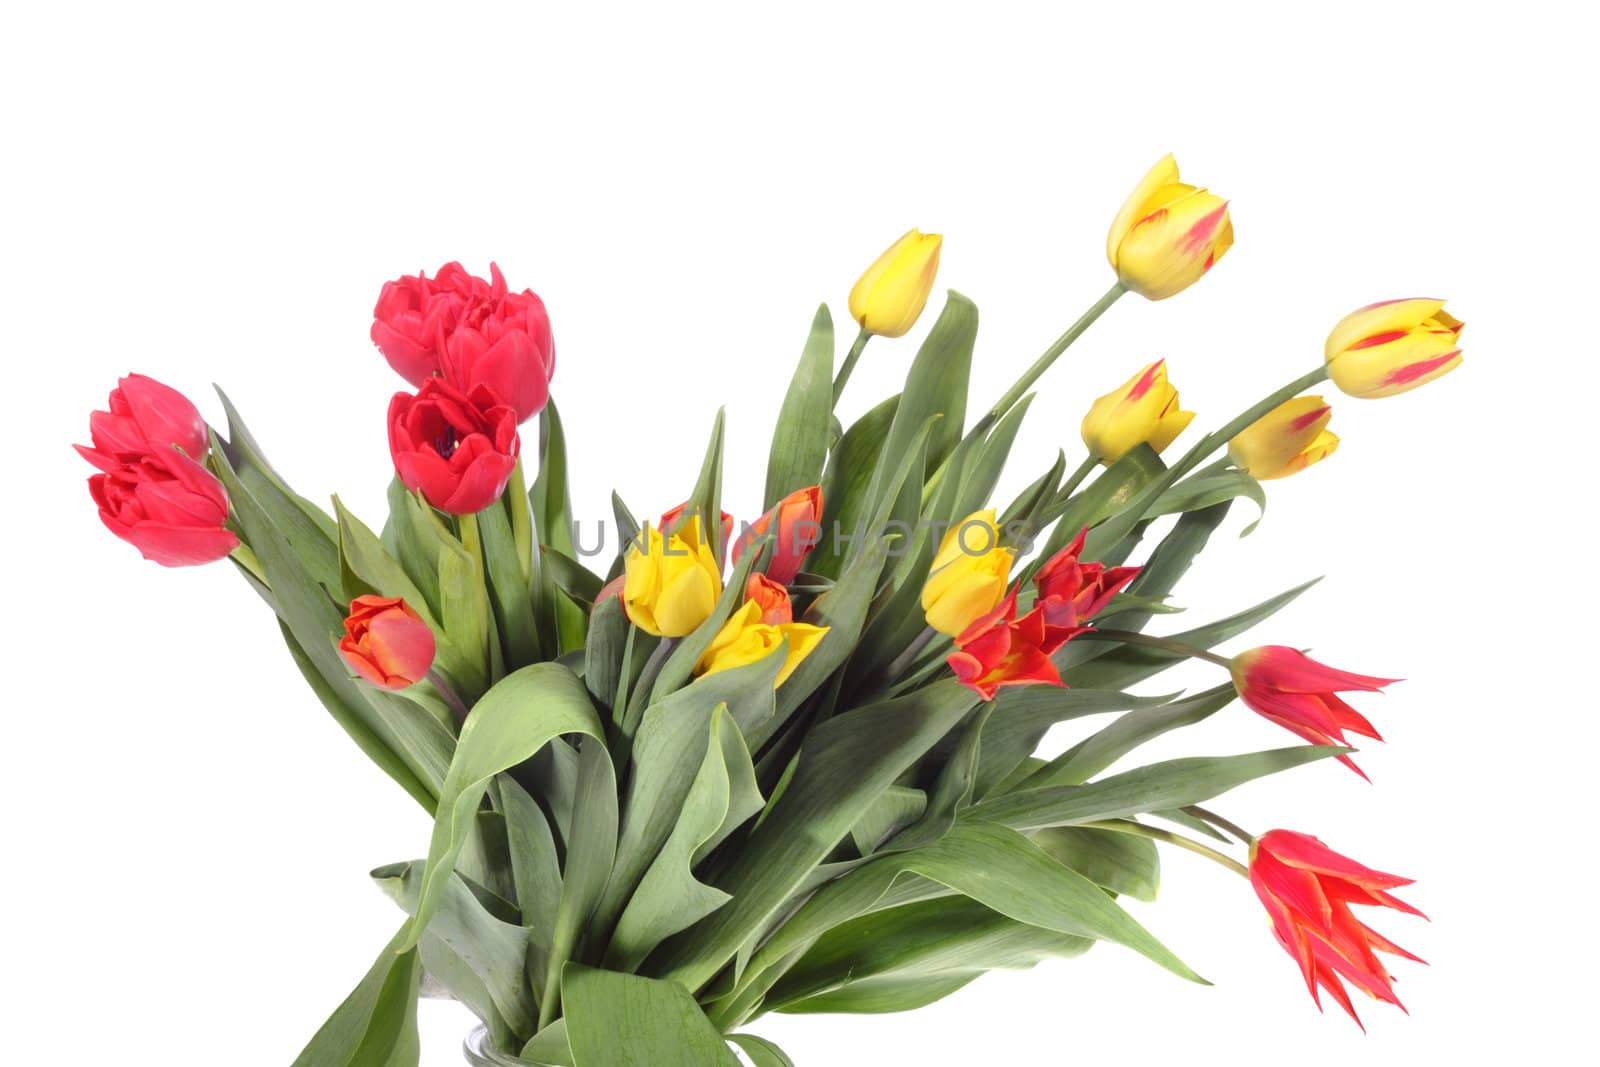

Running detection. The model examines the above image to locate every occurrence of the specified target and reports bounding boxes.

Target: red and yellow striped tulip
[1324,298,1463,399]
[1228,396,1339,480]
[1081,360,1195,463]
[1249,829,1426,1028]
[1106,155,1233,300]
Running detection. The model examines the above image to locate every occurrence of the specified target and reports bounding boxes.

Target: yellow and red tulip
[1249,829,1425,1028]
[695,596,828,687]
[1228,396,1339,481]
[1106,155,1233,300]
[848,229,943,338]
[920,510,1015,637]
[1080,360,1196,463]
[1231,646,1398,780]
[623,514,723,637]
[1033,528,1140,628]
[731,485,823,586]
[1324,298,1463,399]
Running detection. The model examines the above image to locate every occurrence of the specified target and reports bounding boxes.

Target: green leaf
[531,403,588,653]
[653,680,980,992]
[973,688,1175,800]
[850,786,928,856]
[437,534,492,694]
[290,924,421,1067]
[728,1033,796,1067]
[402,663,606,951]
[561,965,740,1067]
[372,861,537,1042]
[967,745,1350,832]
[764,304,835,510]
[677,408,727,560]
[540,737,619,1026]
[1022,445,1165,585]
[765,894,1092,1014]
[495,776,563,945]
[606,707,761,971]
[1063,578,1320,692]
[582,597,628,709]
[774,972,978,1016]
[950,392,1035,521]
[543,545,603,606]
[384,478,444,618]
[1022,683,1238,788]
[1033,827,1161,901]
[899,291,977,476]
[1148,466,1266,534]
[813,395,899,579]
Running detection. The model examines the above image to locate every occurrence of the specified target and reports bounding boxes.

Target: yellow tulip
[696,599,830,686]
[623,514,723,637]
[1081,360,1196,463]
[1106,155,1233,300]
[1324,298,1464,399]
[921,510,1015,637]
[1229,396,1340,480]
[848,229,943,338]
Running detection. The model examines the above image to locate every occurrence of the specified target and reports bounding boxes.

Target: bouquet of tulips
[78,155,1460,1066]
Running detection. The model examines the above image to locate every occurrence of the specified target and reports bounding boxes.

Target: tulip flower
[338,595,437,691]
[1324,298,1463,399]
[696,596,829,687]
[1250,829,1425,1027]
[745,573,794,624]
[1081,360,1196,463]
[1106,155,1233,300]
[372,261,556,422]
[83,446,239,566]
[731,486,823,586]
[660,500,735,567]
[78,373,209,465]
[388,379,520,515]
[623,514,724,637]
[921,510,1016,637]
[1033,528,1140,628]
[947,590,1082,700]
[1228,396,1340,481]
[1231,646,1398,779]
[848,229,943,338]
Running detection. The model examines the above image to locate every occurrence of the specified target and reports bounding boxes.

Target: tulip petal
[1324,298,1447,359]
[1106,154,1181,263]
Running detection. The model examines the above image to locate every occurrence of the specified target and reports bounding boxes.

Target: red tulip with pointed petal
[1231,646,1398,779]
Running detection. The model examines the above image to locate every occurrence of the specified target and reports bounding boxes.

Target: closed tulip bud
[338,595,436,690]
[745,573,794,625]
[1228,396,1339,481]
[79,373,208,464]
[1106,154,1233,300]
[731,485,823,585]
[1324,298,1463,399]
[921,510,1015,637]
[1080,360,1196,462]
[696,597,829,687]
[848,229,943,338]
[623,514,724,638]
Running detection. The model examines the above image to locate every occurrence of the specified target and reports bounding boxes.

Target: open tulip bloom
[77,159,1460,1065]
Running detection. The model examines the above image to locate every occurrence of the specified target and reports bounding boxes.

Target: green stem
[1182,805,1256,845]
[1081,627,1236,669]
[458,511,483,566]
[1082,818,1249,877]
[611,627,638,729]
[425,668,472,729]
[831,327,872,405]
[983,282,1126,430]
[1054,454,1101,508]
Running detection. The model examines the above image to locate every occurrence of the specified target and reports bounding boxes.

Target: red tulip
[371,262,555,423]
[338,595,436,690]
[78,373,208,468]
[947,590,1084,700]
[659,501,735,566]
[388,378,520,515]
[85,447,238,566]
[1231,646,1398,780]
[745,573,793,624]
[1032,527,1140,628]
[731,486,823,586]
[1250,829,1426,1028]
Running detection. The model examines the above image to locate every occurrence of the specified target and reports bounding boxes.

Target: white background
[4,1,1596,1063]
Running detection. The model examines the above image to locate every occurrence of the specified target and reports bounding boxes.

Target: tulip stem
[1057,454,1101,503]
[1182,805,1256,845]
[831,327,872,406]
[1082,818,1249,877]
[983,282,1127,430]
[1081,627,1235,669]
[427,668,473,728]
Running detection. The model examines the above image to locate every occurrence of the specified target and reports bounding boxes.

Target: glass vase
[463,1026,555,1067]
